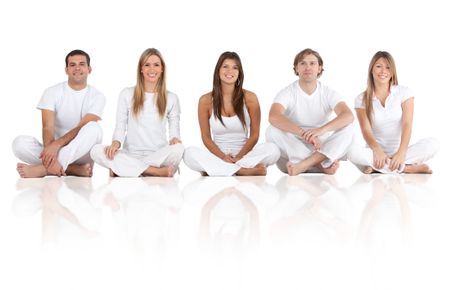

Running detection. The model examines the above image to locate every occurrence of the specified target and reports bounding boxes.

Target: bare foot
[287,161,308,176]
[236,164,267,176]
[321,161,339,175]
[109,169,118,177]
[143,165,174,177]
[363,166,375,174]
[403,163,433,174]
[16,163,47,178]
[47,160,65,176]
[65,164,93,177]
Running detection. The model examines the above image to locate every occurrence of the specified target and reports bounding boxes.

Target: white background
[1,1,449,289]
[1,0,448,176]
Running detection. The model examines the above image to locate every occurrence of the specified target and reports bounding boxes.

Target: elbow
[268,114,278,126]
[348,112,355,124]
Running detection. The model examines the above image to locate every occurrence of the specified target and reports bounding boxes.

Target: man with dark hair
[13,50,106,177]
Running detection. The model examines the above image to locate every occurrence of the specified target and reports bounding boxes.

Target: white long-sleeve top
[112,87,181,154]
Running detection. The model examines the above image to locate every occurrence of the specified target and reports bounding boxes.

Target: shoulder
[319,82,339,96]
[87,85,106,100]
[119,86,134,97]
[243,89,258,103]
[199,92,213,106]
[43,82,65,95]
[117,87,134,104]
[166,90,179,104]
[392,85,413,95]
[280,81,298,94]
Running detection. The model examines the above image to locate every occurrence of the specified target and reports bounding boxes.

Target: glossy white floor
[2,159,449,290]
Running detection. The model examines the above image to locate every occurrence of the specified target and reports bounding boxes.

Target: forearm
[362,131,383,152]
[322,111,353,133]
[202,136,227,159]
[235,136,258,159]
[398,124,412,153]
[54,126,82,147]
[42,128,55,147]
[269,113,304,137]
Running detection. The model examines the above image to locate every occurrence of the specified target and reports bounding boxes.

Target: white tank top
[209,106,251,155]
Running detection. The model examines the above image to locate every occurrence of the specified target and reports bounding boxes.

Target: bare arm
[302,101,354,142]
[268,103,304,137]
[390,97,414,170]
[234,91,260,160]
[268,103,320,149]
[40,112,100,167]
[355,108,388,169]
[198,94,229,161]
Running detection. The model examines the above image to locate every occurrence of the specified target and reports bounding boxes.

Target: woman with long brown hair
[183,51,279,176]
[90,48,184,177]
[348,51,438,174]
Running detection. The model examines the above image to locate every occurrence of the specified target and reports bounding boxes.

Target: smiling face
[295,53,322,83]
[371,57,392,85]
[141,54,163,86]
[219,58,239,85]
[65,54,91,87]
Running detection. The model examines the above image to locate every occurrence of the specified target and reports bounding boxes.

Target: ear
[88,66,92,74]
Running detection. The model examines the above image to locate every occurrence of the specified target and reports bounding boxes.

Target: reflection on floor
[5,173,450,290]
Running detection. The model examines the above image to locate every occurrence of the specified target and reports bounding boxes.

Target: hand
[222,154,235,163]
[302,128,324,143]
[299,128,321,150]
[40,141,62,168]
[309,136,321,150]
[389,150,406,171]
[372,148,389,169]
[169,137,182,145]
[105,141,120,160]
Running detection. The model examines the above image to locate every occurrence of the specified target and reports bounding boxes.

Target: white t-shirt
[355,85,414,153]
[273,81,343,129]
[112,87,181,153]
[37,81,106,138]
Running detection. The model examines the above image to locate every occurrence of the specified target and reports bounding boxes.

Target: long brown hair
[212,51,246,128]
[363,51,398,124]
[132,48,167,119]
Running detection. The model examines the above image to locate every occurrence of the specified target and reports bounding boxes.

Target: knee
[83,121,103,141]
[265,125,283,143]
[427,137,440,156]
[183,146,200,163]
[170,143,185,158]
[90,144,105,161]
[265,142,281,160]
[346,144,358,162]
[12,135,31,157]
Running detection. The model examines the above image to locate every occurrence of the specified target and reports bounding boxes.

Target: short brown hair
[293,48,324,77]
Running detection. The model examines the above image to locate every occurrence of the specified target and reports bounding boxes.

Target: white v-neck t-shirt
[37,81,106,139]
[273,81,343,129]
[355,85,414,154]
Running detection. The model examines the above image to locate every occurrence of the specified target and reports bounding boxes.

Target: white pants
[347,137,439,173]
[183,143,280,176]
[12,121,103,170]
[90,143,184,177]
[265,124,354,173]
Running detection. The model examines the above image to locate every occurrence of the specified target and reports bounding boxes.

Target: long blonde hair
[363,51,398,124]
[132,48,167,119]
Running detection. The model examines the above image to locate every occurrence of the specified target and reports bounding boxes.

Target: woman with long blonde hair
[91,48,184,177]
[348,51,438,174]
